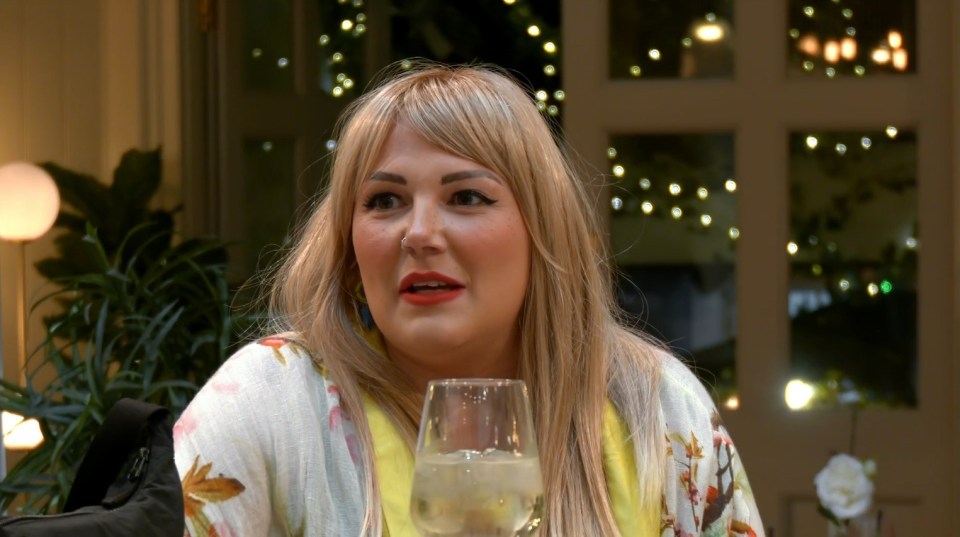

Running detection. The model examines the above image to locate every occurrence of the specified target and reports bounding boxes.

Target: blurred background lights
[880,280,894,294]
[696,187,708,200]
[341,19,353,31]
[277,57,289,68]
[606,147,618,159]
[785,379,815,410]
[527,25,540,37]
[803,6,814,17]
[641,201,654,214]
[671,207,683,219]
[806,135,819,149]
[867,282,880,297]
[611,197,623,210]
[629,65,642,76]
[835,143,847,155]
[252,48,263,58]
[694,20,725,42]
[648,49,661,60]
[905,237,917,249]
[839,278,851,291]
[535,90,548,101]
[668,182,682,195]
[543,41,557,54]
[861,136,872,149]
[612,165,625,177]
[724,179,737,192]
[787,241,799,255]
[885,125,898,138]
[728,227,740,240]
[700,214,712,227]
[639,178,651,190]
[724,395,739,410]
[2,412,43,450]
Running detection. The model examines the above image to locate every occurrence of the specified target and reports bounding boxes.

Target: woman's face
[352,121,531,381]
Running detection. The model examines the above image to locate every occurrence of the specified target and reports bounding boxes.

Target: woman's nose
[402,201,445,254]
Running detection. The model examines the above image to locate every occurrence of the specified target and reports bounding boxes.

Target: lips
[399,271,464,305]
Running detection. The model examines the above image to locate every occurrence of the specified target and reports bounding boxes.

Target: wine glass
[410,379,544,537]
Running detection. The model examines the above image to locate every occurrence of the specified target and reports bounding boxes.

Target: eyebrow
[366,169,502,185]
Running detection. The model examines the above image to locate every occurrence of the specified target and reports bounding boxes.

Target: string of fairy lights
[313,0,564,117]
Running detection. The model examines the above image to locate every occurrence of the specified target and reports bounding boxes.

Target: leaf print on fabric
[182,455,246,537]
[258,336,289,365]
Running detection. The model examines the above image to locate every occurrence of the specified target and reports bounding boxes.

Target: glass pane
[315,0,366,98]
[609,134,738,406]
[314,1,563,110]
[787,0,916,78]
[609,0,734,80]
[788,128,917,408]
[242,0,294,92]
[242,138,296,270]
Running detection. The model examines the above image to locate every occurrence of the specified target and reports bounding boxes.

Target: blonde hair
[269,62,665,536]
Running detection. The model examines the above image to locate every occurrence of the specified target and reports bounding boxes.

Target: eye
[362,192,402,210]
[451,190,497,206]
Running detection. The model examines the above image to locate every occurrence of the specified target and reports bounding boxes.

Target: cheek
[352,220,393,286]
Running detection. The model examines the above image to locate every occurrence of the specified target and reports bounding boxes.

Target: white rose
[814,453,874,520]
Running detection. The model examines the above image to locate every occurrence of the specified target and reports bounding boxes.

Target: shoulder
[655,351,720,429]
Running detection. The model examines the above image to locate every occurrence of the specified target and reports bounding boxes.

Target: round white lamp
[0,162,60,241]
[0,161,59,453]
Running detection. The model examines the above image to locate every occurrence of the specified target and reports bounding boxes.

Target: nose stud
[401,236,407,248]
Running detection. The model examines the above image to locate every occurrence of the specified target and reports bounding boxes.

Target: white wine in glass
[410,379,544,537]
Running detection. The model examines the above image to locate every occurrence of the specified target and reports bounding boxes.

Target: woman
[175,62,765,536]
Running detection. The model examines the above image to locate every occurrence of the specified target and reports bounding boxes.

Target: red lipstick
[399,271,464,305]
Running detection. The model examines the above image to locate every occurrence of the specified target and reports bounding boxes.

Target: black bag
[0,398,184,536]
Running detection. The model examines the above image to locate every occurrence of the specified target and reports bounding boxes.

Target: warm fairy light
[871,47,891,64]
[343,78,354,89]
[840,37,857,60]
[2,412,43,450]
[892,48,908,71]
[611,197,623,210]
[846,27,856,37]
[252,48,263,58]
[811,264,823,276]
[728,227,740,240]
[887,30,903,49]
[648,49,661,61]
[331,52,344,62]
[503,0,516,4]
[639,178,651,190]
[318,35,330,46]
[700,214,712,227]
[535,90,548,101]
[277,57,289,68]
[805,136,819,150]
[861,136,872,149]
[787,241,799,255]
[825,67,836,78]
[544,64,556,76]
[803,6,815,18]
[543,41,557,54]
[723,395,740,410]
[332,86,344,97]
[835,143,847,155]
[905,237,917,249]
[629,65,642,77]
[854,65,865,76]
[694,22,725,42]
[802,60,815,71]
[866,283,880,297]
[668,183,682,195]
[670,207,683,219]
[641,201,654,214]
[527,25,541,37]
[612,165,625,177]
[696,187,708,200]
[798,34,820,56]
[842,8,853,19]
[724,179,737,192]
[823,40,840,63]
[785,380,814,410]
[789,28,800,39]
[682,37,693,48]
[838,278,851,292]
[606,147,618,159]
[341,19,353,31]
[885,126,898,138]
[547,105,559,116]
[553,90,565,101]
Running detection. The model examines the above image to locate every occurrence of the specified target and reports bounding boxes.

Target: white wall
[0,0,180,424]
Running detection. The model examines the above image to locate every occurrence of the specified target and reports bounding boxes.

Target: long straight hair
[268,62,665,536]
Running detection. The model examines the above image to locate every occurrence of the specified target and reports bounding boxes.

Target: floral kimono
[175,338,764,536]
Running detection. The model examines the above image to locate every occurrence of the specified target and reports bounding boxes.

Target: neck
[385,338,522,393]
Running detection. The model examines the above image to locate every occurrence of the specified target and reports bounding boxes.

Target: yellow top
[363,396,660,536]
